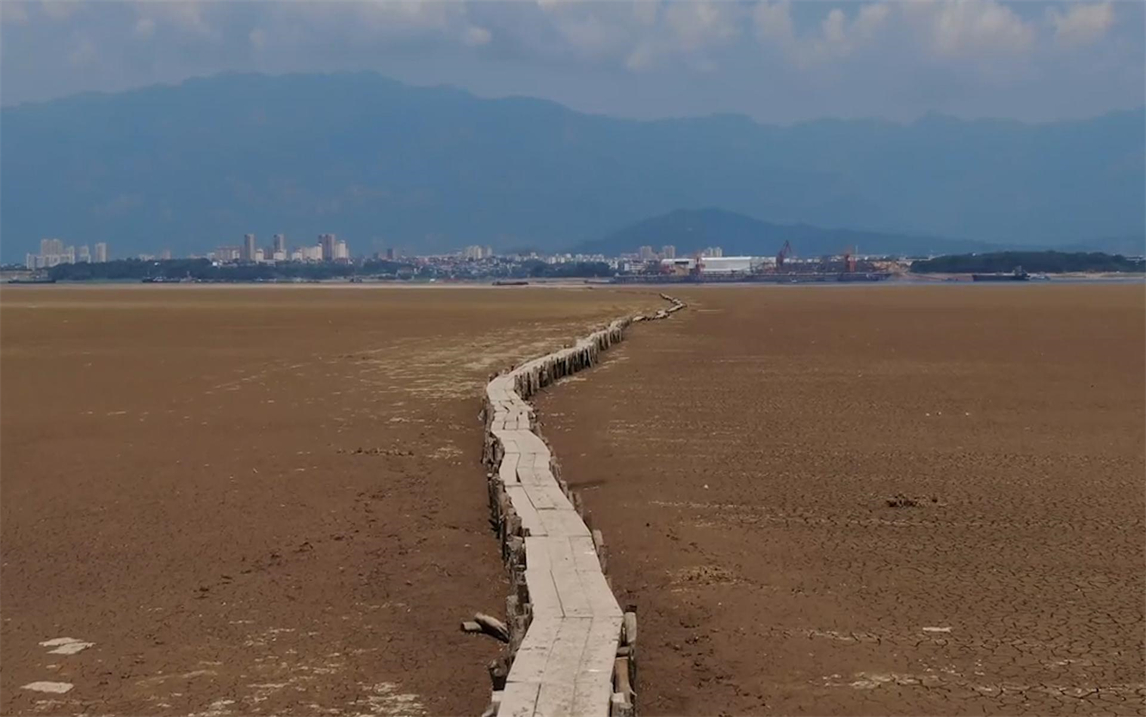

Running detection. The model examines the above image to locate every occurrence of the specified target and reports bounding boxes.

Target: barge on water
[972,267,1029,282]
[6,276,56,284]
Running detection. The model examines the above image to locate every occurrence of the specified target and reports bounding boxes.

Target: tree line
[911,251,1144,274]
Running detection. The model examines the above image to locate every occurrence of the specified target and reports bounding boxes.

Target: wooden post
[488,657,509,690]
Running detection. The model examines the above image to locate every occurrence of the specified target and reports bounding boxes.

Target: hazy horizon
[5,68,1144,129]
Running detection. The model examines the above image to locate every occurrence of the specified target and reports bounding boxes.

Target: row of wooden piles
[479,295,685,717]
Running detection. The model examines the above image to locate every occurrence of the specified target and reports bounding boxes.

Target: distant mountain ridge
[578,208,1001,258]
[2,72,1143,260]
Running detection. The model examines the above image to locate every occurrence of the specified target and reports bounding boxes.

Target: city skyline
[25,239,109,269]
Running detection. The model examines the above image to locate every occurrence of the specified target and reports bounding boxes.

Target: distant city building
[77,245,91,263]
[272,250,286,262]
[94,242,109,263]
[159,249,172,260]
[273,234,286,255]
[27,238,77,268]
[319,234,337,261]
[701,246,724,258]
[463,244,491,260]
[385,247,395,261]
[41,238,64,256]
[254,249,265,262]
[638,245,655,260]
[334,240,350,261]
[662,245,676,259]
[300,245,324,262]
[243,234,256,262]
[213,245,241,262]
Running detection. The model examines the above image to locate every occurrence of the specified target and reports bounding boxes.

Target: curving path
[481,295,685,717]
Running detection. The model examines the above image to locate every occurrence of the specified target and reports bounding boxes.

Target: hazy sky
[2,1,1143,123]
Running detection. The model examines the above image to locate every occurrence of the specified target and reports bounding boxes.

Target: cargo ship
[972,267,1029,282]
[6,276,56,284]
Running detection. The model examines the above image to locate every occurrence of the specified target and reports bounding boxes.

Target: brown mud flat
[0,285,656,717]
[537,285,1146,716]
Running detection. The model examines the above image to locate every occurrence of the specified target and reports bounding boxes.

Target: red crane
[776,241,792,271]
[843,245,857,272]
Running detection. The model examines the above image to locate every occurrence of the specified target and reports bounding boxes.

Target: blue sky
[2,1,1143,123]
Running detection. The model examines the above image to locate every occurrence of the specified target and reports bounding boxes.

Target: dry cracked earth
[0,284,658,716]
[538,284,1146,716]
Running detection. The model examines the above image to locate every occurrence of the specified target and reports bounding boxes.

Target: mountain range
[580,208,998,258]
[2,72,1143,261]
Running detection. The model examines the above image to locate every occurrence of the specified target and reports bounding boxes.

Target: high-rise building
[273,234,286,255]
[638,245,655,261]
[213,245,241,262]
[385,247,395,261]
[662,245,676,259]
[319,234,337,261]
[78,245,92,263]
[41,238,65,256]
[243,234,256,262]
[94,242,108,263]
[334,240,350,261]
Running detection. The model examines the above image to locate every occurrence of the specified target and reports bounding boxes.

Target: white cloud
[754,1,890,66]
[632,1,658,27]
[354,0,457,32]
[133,1,215,39]
[463,25,491,47]
[40,1,80,22]
[67,36,96,66]
[754,0,795,45]
[133,17,154,39]
[822,9,847,46]
[665,2,739,52]
[854,3,892,40]
[2,2,30,25]
[907,0,1035,57]
[548,10,632,60]
[625,41,655,72]
[1048,2,1114,47]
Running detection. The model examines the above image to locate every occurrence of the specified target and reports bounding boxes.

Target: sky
[1,0,1143,123]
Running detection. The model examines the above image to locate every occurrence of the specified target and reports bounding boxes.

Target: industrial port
[612,243,893,284]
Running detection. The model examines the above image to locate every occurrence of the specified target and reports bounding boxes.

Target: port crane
[843,245,857,273]
[776,241,792,271]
